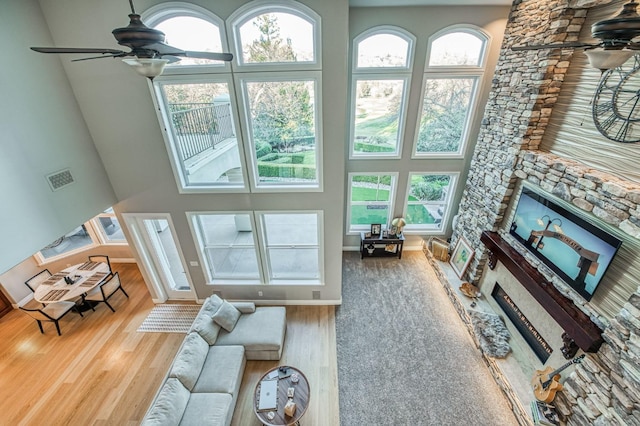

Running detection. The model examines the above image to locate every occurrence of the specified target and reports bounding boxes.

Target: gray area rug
[337,252,518,425]
[469,310,512,358]
[137,304,200,333]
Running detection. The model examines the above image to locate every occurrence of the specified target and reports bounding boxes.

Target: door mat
[137,304,201,333]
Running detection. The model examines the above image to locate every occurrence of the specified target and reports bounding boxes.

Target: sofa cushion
[180,393,233,426]
[212,300,241,332]
[215,307,286,353]
[141,378,190,426]
[169,332,209,391]
[192,345,245,394]
[189,296,224,345]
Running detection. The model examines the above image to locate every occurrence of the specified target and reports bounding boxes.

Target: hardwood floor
[0,264,339,425]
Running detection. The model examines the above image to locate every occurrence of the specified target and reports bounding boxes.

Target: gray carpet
[337,251,518,425]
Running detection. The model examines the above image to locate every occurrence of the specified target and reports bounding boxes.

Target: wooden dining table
[33,261,110,304]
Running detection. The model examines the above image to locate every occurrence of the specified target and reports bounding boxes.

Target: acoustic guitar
[532,354,585,403]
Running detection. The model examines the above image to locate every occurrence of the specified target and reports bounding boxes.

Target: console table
[360,232,405,259]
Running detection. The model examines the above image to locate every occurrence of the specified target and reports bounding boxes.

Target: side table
[360,232,405,259]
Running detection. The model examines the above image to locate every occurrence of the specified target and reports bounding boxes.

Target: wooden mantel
[480,231,603,353]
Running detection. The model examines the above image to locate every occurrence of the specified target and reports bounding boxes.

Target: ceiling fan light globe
[584,48,635,71]
[122,58,169,78]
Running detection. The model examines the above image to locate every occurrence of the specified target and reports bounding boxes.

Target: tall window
[154,77,246,191]
[414,28,487,157]
[404,173,458,233]
[347,173,398,233]
[190,211,323,285]
[350,27,414,158]
[146,1,322,192]
[232,2,322,190]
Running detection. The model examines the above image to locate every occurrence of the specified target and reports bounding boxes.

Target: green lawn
[350,187,435,225]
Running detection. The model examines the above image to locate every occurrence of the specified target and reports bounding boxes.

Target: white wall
[36,0,349,303]
[0,0,117,274]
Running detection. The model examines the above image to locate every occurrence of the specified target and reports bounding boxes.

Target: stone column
[452,0,587,283]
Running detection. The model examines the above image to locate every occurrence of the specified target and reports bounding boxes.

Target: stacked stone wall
[451,0,640,424]
[453,0,586,285]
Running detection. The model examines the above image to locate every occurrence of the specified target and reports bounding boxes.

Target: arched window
[230,0,320,67]
[230,0,323,189]
[414,26,488,157]
[143,3,229,70]
[350,26,415,159]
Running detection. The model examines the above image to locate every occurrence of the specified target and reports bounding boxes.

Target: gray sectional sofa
[141,295,287,426]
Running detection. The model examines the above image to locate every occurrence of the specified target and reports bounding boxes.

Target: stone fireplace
[446,0,640,425]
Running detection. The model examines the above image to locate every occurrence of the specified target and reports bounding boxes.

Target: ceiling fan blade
[181,51,233,61]
[31,47,125,55]
[144,42,233,62]
[511,41,597,51]
[71,53,130,62]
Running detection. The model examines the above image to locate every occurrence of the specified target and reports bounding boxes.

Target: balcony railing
[168,102,235,161]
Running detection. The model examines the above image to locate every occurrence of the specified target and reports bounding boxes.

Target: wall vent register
[46,168,75,191]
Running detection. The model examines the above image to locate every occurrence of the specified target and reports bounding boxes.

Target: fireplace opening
[492,282,553,363]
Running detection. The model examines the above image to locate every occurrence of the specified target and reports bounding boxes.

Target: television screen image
[509,187,622,300]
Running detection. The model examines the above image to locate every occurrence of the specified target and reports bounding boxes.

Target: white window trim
[228,0,322,72]
[256,210,324,285]
[349,27,414,160]
[425,24,490,70]
[412,25,489,159]
[187,211,264,285]
[151,74,251,193]
[353,25,416,72]
[34,222,100,266]
[402,172,459,235]
[91,212,127,246]
[349,74,411,160]
[346,172,399,234]
[411,73,481,159]
[234,71,323,192]
[142,2,231,75]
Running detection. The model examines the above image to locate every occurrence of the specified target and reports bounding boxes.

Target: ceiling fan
[31,0,233,78]
[511,1,640,71]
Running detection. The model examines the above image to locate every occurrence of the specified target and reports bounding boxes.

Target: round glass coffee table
[254,365,310,426]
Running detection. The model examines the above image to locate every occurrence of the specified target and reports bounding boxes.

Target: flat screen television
[509,186,622,301]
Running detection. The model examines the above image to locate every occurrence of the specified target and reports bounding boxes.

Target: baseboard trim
[194,298,342,306]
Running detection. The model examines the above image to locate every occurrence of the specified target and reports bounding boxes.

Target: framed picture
[450,237,474,278]
[371,224,381,236]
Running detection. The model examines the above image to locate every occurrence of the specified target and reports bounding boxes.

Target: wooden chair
[24,269,52,293]
[19,301,81,336]
[84,272,128,312]
[88,255,112,276]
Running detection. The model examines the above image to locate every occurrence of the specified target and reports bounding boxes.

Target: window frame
[188,211,264,285]
[142,2,231,75]
[256,210,324,285]
[234,71,324,192]
[151,73,251,193]
[34,222,100,265]
[91,208,127,245]
[346,172,399,234]
[188,210,324,286]
[412,25,489,159]
[411,72,481,159]
[228,0,322,72]
[402,171,459,235]
[349,26,415,159]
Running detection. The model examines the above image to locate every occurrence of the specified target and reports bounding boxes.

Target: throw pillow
[212,300,241,332]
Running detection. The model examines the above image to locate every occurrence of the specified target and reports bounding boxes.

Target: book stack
[530,401,559,426]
